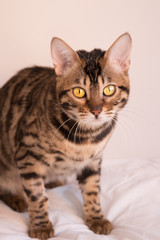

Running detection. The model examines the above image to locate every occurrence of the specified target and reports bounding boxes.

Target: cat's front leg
[16,148,54,240]
[26,178,54,239]
[77,164,113,235]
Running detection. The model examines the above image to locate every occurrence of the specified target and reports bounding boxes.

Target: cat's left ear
[50,37,80,76]
[105,33,132,73]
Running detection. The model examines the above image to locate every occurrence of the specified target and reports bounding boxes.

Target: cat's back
[0,66,55,98]
[0,66,56,113]
[0,66,56,151]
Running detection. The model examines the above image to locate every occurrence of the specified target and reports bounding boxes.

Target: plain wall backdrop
[0,0,160,159]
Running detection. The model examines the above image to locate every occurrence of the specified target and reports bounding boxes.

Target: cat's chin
[81,115,113,128]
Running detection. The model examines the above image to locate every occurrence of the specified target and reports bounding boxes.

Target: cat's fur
[0,33,132,239]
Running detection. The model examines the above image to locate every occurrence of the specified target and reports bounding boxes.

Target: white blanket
[0,158,160,240]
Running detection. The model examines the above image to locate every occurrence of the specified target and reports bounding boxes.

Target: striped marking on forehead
[77,49,105,84]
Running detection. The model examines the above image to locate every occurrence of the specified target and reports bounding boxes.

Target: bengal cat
[0,33,132,239]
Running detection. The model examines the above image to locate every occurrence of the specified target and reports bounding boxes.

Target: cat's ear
[105,33,132,73]
[50,37,80,76]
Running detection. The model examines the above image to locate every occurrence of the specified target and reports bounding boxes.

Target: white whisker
[74,120,82,143]
[66,120,79,148]
[50,118,71,146]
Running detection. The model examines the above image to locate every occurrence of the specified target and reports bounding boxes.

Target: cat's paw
[29,222,54,240]
[86,218,113,235]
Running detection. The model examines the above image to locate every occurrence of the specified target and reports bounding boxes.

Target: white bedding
[0,158,160,240]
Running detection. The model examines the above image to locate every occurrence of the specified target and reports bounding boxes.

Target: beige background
[0,0,160,159]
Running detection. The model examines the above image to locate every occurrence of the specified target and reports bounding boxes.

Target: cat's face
[51,34,131,127]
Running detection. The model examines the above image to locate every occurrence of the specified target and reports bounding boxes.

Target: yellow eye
[103,85,116,96]
[73,88,86,98]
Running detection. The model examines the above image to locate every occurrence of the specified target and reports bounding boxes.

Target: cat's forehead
[77,49,105,84]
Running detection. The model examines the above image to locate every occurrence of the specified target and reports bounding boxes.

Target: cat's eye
[73,87,86,98]
[103,85,116,96]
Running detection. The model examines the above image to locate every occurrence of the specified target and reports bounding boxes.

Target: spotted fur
[0,33,132,239]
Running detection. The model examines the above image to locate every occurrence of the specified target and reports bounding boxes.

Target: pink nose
[91,109,102,118]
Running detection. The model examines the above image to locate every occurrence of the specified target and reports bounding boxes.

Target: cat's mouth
[81,111,115,127]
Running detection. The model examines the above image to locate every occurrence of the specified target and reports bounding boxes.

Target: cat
[0,33,132,239]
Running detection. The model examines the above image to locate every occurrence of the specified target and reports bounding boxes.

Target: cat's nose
[91,108,102,118]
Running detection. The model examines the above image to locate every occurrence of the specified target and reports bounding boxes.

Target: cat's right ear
[50,37,80,76]
[104,33,132,73]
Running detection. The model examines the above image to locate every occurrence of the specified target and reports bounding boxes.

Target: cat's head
[50,33,132,127]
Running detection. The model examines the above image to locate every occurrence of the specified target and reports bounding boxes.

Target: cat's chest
[62,136,106,159]
[43,122,112,177]
[47,140,106,173]
[45,142,104,182]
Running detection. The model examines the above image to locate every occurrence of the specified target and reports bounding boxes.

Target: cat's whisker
[112,116,128,143]
[50,118,71,146]
[118,108,143,128]
[66,120,79,147]
[116,114,135,132]
[113,117,126,133]
[114,112,140,142]
[74,120,82,144]
[78,121,86,142]
[120,105,147,119]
